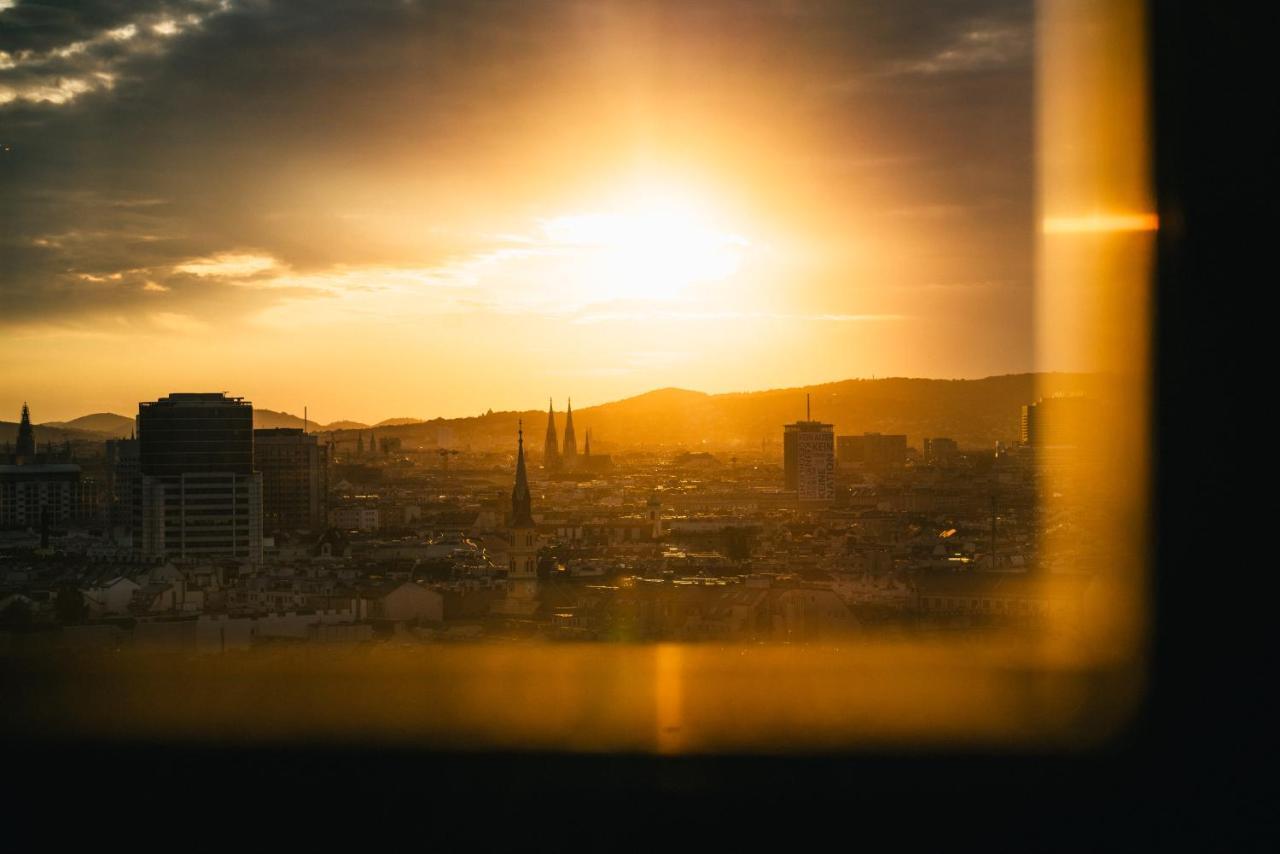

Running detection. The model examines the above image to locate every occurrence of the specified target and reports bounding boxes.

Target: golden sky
[1,0,1035,423]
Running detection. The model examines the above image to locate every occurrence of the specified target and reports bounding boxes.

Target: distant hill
[42,412,135,438]
[0,421,119,445]
[373,417,425,427]
[253,409,369,431]
[324,420,372,432]
[12,373,1108,454]
[350,373,1111,452]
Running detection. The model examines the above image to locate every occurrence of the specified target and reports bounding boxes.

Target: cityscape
[1,0,1142,757]
[0,380,1096,651]
[3,0,1253,842]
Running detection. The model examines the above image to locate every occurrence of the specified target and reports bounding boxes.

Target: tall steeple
[500,418,540,607]
[562,397,578,464]
[511,419,534,528]
[542,398,560,470]
[583,429,591,458]
[15,402,35,458]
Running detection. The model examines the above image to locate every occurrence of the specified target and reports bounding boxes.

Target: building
[561,398,578,468]
[1020,395,1088,446]
[783,397,835,501]
[134,393,262,564]
[105,436,139,530]
[353,581,443,623]
[646,493,663,539]
[504,420,540,604]
[329,504,380,532]
[543,398,560,470]
[578,428,613,472]
[837,432,907,472]
[0,403,88,528]
[13,402,35,461]
[254,428,328,534]
[0,463,84,528]
[923,437,959,466]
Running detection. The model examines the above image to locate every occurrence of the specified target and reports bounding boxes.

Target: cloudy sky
[1,0,1035,423]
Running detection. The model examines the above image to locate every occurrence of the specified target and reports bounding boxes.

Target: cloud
[0,0,1033,341]
[571,310,905,325]
[890,24,1029,76]
[0,1,229,107]
[173,252,279,278]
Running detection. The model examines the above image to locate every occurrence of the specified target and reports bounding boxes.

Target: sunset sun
[541,188,750,302]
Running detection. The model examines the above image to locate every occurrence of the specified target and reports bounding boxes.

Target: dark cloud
[1,0,1033,328]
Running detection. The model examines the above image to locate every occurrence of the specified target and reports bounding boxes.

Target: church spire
[511,419,534,528]
[562,397,578,463]
[543,397,559,470]
[15,402,35,458]
[583,428,591,458]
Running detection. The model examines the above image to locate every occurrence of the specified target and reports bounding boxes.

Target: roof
[913,571,1089,599]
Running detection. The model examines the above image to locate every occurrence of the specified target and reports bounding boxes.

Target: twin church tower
[541,399,592,471]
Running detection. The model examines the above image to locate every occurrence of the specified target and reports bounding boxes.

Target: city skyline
[3,369,1058,429]
[2,0,1036,424]
[1,371,1104,451]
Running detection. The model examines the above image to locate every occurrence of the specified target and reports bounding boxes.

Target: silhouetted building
[562,398,578,468]
[135,392,262,564]
[0,463,84,528]
[254,428,328,534]
[14,402,35,460]
[105,436,139,529]
[837,433,907,472]
[1,403,87,527]
[2,403,75,466]
[505,421,539,603]
[578,428,613,472]
[784,398,835,501]
[543,398,560,470]
[923,437,959,466]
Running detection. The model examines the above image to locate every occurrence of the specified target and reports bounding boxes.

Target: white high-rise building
[783,396,835,502]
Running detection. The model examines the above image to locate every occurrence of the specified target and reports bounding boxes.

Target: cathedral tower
[507,419,539,600]
[562,398,578,467]
[543,398,560,470]
[15,402,36,460]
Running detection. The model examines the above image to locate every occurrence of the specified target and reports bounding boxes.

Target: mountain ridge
[5,373,1103,449]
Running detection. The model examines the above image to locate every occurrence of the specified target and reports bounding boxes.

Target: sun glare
[541,190,749,302]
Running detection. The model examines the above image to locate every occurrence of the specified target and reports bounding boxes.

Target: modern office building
[837,432,908,472]
[783,397,835,502]
[135,393,262,564]
[254,427,328,534]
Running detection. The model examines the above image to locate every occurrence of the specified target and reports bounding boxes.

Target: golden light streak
[1042,212,1158,234]
[655,644,685,753]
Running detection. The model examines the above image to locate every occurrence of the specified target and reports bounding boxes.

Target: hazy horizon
[3,369,1081,427]
[2,0,1036,425]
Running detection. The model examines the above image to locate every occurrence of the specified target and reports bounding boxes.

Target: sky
[1,0,1035,424]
